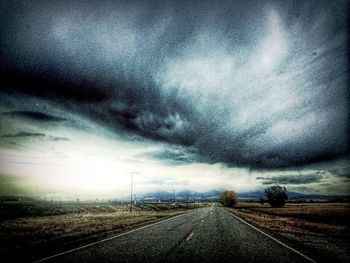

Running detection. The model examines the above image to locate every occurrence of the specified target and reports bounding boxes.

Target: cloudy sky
[0,0,349,199]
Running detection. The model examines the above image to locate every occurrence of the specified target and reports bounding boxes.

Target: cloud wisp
[0,132,70,142]
[256,172,325,185]
[2,111,67,122]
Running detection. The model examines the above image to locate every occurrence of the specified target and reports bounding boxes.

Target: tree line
[220,185,288,208]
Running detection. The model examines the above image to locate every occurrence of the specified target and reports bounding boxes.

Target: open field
[0,200,208,262]
[226,202,350,263]
[0,198,204,219]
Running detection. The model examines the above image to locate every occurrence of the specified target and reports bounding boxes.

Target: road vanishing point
[35,204,315,263]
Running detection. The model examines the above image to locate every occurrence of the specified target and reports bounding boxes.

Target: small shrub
[220,191,239,207]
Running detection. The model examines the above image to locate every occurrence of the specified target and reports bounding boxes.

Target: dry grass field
[226,202,350,263]
[0,201,206,262]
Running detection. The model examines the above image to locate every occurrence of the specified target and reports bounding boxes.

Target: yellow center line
[186,232,194,241]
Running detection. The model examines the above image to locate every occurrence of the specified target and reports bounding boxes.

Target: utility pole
[173,189,176,204]
[129,171,138,213]
[130,173,133,213]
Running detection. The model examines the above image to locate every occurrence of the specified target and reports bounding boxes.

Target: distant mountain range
[3,190,349,203]
[137,189,350,202]
[139,190,223,201]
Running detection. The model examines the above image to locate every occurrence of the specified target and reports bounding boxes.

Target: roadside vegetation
[225,202,350,262]
[264,185,288,208]
[219,191,239,207]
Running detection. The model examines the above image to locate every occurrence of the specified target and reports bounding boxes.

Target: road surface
[36,204,314,263]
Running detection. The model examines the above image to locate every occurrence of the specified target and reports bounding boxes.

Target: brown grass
[1,210,178,248]
[226,203,350,238]
[0,203,206,262]
[225,202,350,262]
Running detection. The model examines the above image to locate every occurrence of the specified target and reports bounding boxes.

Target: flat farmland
[0,201,207,262]
[225,202,350,263]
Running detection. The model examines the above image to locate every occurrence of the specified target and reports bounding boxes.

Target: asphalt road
[36,204,314,263]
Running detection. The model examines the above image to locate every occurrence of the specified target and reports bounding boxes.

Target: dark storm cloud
[305,157,350,179]
[139,147,200,165]
[332,171,350,179]
[256,171,325,185]
[326,158,350,178]
[2,111,67,122]
[47,136,70,142]
[1,132,46,139]
[0,0,348,168]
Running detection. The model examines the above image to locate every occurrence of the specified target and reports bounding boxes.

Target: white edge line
[222,208,317,263]
[33,209,197,263]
